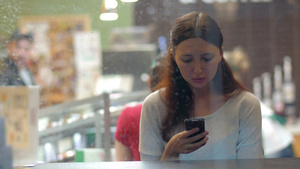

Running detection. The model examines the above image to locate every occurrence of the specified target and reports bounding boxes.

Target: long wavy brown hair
[154,11,247,142]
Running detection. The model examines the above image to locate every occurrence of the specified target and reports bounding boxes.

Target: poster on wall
[74,31,101,69]
[1,87,29,149]
[0,86,39,166]
[73,31,102,99]
[18,15,91,107]
[21,22,51,60]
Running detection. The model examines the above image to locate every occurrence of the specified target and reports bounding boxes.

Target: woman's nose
[193,62,203,75]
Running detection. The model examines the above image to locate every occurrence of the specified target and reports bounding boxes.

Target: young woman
[139,11,263,161]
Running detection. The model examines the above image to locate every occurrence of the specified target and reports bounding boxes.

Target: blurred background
[0,0,300,166]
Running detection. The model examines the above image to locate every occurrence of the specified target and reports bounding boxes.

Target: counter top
[28,158,300,169]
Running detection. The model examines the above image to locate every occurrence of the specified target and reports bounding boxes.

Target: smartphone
[184,118,205,143]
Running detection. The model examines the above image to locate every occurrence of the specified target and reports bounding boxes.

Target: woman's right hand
[160,128,209,161]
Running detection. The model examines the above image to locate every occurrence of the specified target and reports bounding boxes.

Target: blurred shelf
[38,90,150,160]
[39,117,95,138]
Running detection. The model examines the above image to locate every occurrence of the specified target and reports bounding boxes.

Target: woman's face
[173,38,222,90]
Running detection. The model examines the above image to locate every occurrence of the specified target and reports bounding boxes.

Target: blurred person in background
[114,55,165,161]
[0,29,35,86]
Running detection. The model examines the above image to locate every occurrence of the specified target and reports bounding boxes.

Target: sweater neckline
[195,91,241,120]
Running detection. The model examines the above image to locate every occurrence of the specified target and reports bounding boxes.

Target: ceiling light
[121,0,139,2]
[100,0,119,21]
[105,0,118,9]
[100,13,119,21]
[179,0,197,4]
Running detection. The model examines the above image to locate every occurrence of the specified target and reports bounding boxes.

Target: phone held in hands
[184,118,205,143]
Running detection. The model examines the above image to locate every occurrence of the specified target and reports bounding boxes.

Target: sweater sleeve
[139,91,165,161]
[236,92,264,159]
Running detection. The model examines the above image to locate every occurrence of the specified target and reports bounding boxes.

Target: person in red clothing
[115,103,143,161]
[114,56,164,161]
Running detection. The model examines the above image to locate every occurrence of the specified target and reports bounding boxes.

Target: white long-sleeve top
[139,89,263,161]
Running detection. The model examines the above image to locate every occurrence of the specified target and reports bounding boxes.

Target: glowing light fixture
[105,0,118,9]
[100,0,119,21]
[179,0,197,4]
[121,0,139,2]
[100,12,119,21]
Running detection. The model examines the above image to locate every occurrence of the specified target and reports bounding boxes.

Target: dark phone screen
[184,118,205,143]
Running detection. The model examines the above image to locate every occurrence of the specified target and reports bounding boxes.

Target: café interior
[0,0,300,168]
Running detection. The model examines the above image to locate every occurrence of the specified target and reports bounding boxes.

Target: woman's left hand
[160,128,209,161]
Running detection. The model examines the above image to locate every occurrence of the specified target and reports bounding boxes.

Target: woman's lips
[192,78,205,83]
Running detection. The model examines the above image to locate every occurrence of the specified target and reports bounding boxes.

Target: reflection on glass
[0,0,299,165]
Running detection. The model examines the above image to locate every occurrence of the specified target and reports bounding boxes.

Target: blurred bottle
[272,65,285,116]
[252,77,262,101]
[282,56,296,124]
[261,72,272,108]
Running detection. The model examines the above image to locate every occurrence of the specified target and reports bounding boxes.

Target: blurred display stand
[101,47,156,92]
[0,86,39,167]
[102,26,157,92]
[38,90,149,162]
[110,26,152,46]
[95,74,134,94]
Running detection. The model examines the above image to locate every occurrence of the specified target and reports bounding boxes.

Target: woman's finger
[181,136,209,154]
[182,127,200,138]
[193,136,209,147]
[186,130,209,143]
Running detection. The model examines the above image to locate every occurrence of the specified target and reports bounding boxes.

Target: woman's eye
[202,57,213,62]
[181,59,192,63]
